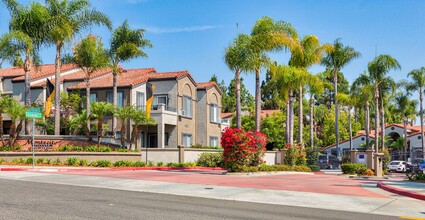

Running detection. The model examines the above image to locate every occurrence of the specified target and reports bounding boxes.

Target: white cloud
[144,25,225,34]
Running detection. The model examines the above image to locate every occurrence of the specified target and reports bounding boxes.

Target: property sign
[25,112,42,118]
[28,107,41,113]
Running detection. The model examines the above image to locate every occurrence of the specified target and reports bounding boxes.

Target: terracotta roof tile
[197,81,222,94]
[11,64,78,82]
[260,109,281,118]
[221,112,234,119]
[322,134,375,150]
[68,68,156,90]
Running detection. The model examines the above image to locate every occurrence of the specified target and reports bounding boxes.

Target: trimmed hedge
[341,163,367,175]
[197,153,223,167]
[239,164,312,173]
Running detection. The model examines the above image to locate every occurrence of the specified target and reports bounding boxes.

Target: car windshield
[390,161,400,165]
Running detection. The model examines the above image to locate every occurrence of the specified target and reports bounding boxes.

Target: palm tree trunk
[289,90,294,145]
[366,101,370,148]
[333,68,340,158]
[97,118,102,145]
[298,86,303,147]
[54,41,62,135]
[0,115,4,146]
[349,105,353,150]
[374,85,379,154]
[286,99,289,143]
[255,69,261,132]
[112,73,118,135]
[15,122,23,146]
[9,122,15,146]
[86,78,91,137]
[420,90,425,159]
[309,95,314,149]
[403,117,407,161]
[380,92,385,151]
[24,49,31,135]
[235,70,242,128]
[121,124,126,148]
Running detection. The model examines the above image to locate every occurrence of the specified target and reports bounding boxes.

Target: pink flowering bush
[221,128,268,172]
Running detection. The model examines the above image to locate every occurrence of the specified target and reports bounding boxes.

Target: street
[0,178,397,220]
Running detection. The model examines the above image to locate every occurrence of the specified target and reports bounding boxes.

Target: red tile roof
[11,64,78,82]
[260,109,281,118]
[68,68,156,90]
[322,134,375,150]
[31,67,114,88]
[221,112,234,119]
[197,81,222,94]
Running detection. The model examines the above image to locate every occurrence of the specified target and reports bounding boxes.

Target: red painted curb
[0,166,226,172]
[377,181,425,201]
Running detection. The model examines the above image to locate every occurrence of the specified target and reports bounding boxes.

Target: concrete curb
[0,166,226,172]
[377,181,425,201]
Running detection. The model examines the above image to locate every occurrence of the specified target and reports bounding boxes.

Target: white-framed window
[136,92,145,110]
[182,96,192,117]
[182,133,192,147]
[153,95,168,105]
[90,93,97,103]
[210,136,219,147]
[106,91,124,107]
[210,104,219,123]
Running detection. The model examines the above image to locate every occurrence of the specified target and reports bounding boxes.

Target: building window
[136,92,145,110]
[210,104,219,123]
[182,133,192,147]
[106,91,124,107]
[182,96,192,117]
[152,95,168,110]
[90,93,97,103]
[210,136,219,147]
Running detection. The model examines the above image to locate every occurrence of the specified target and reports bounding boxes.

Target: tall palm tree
[322,39,360,158]
[407,67,425,159]
[0,34,20,68]
[224,34,251,128]
[368,55,401,154]
[73,35,109,133]
[353,73,374,149]
[115,106,132,148]
[288,35,332,147]
[128,106,155,151]
[305,75,324,149]
[2,0,50,134]
[45,0,112,135]
[379,77,396,151]
[91,102,114,145]
[394,87,413,161]
[109,20,152,136]
[250,16,298,132]
[336,92,357,151]
[272,64,309,145]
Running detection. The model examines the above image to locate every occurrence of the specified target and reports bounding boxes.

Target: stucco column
[157,105,165,148]
[373,153,384,177]
[350,150,357,163]
[365,149,374,170]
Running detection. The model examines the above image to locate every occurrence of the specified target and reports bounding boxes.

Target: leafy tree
[261,112,285,149]
[306,75,324,149]
[0,96,14,145]
[261,69,285,109]
[128,107,155,151]
[73,35,109,132]
[2,0,50,134]
[4,99,26,145]
[91,102,114,145]
[109,20,152,136]
[45,0,112,135]
[352,73,374,148]
[407,67,425,159]
[321,39,360,158]
[69,110,90,138]
[115,106,133,148]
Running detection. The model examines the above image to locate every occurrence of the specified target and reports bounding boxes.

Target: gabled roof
[197,82,222,95]
[147,70,198,86]
[322,134,375,150]
[31,67,114,88]
[11,64,78,82]
[67,68,156,90]
[221,112,234,119]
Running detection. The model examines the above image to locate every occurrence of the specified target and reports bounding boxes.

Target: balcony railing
[136,104,176,112]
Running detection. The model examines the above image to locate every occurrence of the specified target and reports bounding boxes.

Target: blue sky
[1,0,425,98]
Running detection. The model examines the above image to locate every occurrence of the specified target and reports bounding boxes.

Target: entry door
[148,134,157,148]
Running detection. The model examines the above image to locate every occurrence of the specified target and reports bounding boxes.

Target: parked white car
[388,160,407,172]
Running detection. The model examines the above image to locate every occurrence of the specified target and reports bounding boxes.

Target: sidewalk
[378,180,425,201]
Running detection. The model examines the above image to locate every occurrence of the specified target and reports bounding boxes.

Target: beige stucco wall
[177,76,197,146]
[206,87,222,146]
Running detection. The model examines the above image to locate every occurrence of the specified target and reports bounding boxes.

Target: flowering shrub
[284,144,306,166]
[221,128,268,172]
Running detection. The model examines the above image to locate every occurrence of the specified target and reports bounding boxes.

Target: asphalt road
[0,178,399,220]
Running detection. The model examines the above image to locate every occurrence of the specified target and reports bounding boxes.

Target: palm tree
[322,39,360,158]
[368,55,401,154]
[379,77,396,151]
[272,64,309,145]
[224,34,251,128]
[128,106,155,151]
[407,67,425,159]
[2,0,50,134]
[4,100,26,145]
[68,110,90,138]
[394,88,414,161]
[115,106,133,148]
[109,20,152,136]
[305,75,324,149]
[73,35,109,133]
[91,102,114,145]
[45,0,112,135]
[249,16,298,132]
[0,34,20,68]
[336,92,356,151]
[288,35,332,147]
[0,96,14,146]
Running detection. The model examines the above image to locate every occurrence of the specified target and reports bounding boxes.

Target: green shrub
[117,148,129,152]
[341,163,367,175]
[406,172,425,181]
[73,146,84,152]
[197,153,223,167]
[25,157,33,164]
[98,146,112,152]
[156,161,164,167]
[241,166,259,172]
[306,148,319,166]
[292,165,312,172]
[85,146,98,152]
[284,146,297,166]
[45,158,51,165]
[13,145,22,151]
[113,160,134,167]
[36,158,45,164]
[53,158,62,165]
[0,145,12,151]
[133,161,146,167]
[0,158,5,164]
[308,165,321,172]
[57,145,73,151]
[147,160,154,167]
[79,159,88,166]
[90,160,111,167]
[66,157,80,166]
[190,144,221,149]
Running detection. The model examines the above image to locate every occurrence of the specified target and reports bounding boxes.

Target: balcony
[138,104,177,125]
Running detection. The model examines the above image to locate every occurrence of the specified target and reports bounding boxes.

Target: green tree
[109,20,152,136]
[337,92,357,151]
[0,96,14,145]
[321,39,361,158]
[68,110,90,137]
[407,67,425,159]
[261,68,285,109]
[91,102,114,145]
[260,111,285,149]
[0,34,20,68]
[45,0,112,135]
[73,35,110,132]
[224,34,251,128]
[128,106,155,151]
[2,0,50,134]
[306,75,324,149]
[115,106,133,148]
[4,99,26,145]
[352,74,374,149]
